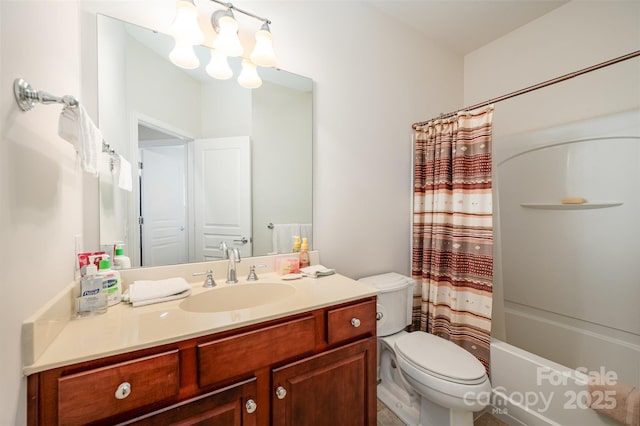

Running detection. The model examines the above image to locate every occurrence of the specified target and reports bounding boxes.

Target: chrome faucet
[220,241,241,283]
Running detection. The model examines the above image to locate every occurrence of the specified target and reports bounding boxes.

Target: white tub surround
[23,252,378,375]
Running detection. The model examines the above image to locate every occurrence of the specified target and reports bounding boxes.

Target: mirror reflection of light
[160,311,170,319]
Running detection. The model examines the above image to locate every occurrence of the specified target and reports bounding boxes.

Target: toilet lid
[358,272,413,292]
[394,332,487,385]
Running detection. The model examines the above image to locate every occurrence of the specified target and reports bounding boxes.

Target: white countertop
[23,272,378,375]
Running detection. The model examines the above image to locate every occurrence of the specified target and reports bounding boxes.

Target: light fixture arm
[208,0,271,25]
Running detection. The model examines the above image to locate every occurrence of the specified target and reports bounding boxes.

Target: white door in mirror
[193,137,252,260]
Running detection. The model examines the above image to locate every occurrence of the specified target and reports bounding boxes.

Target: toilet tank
[358,273,415,337]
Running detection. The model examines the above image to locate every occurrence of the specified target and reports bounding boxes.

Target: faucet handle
[246,264,267,281]
[193,270,216,288]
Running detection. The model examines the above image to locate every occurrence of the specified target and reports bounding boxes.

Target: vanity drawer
[327,299,376,345]
[198,315,316,388]
[57,350,179,425]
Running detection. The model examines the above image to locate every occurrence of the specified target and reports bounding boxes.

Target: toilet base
[377,382,419,426]
[419,396,474,426]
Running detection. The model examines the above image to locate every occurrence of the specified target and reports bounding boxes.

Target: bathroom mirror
[97,14,313,268]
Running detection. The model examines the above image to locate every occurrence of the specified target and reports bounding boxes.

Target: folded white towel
[117,154,132,192]
[124,277,191,307]
[301,265,335,278]
[58,104,103,177]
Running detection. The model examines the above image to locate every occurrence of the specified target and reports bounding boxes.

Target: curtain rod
[412,50,640,129]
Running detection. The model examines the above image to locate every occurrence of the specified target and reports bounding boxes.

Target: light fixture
[250,22,277,67]
[212,9,244,57]
[168,0,278,88]
[238,59,262,89]
[169,0,205,69]
[206,49,233,80]
[170,40,200,69]
[170,0,205,44]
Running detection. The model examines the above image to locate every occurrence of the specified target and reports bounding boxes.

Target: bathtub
[489,339,625,426]
[491,109,640,426]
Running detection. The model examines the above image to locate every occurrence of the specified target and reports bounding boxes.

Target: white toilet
[359,273,491,426]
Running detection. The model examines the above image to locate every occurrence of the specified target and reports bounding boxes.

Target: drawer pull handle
[351,317,361,328]
[246,399,257,414]
[275,386,287,399]
[115,382,131,400]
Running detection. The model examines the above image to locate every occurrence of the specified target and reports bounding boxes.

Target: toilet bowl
[360,273,491,426]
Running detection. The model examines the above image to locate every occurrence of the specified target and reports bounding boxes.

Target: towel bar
[13,78,79,112]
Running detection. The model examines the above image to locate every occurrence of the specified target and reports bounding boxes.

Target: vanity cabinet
[272,338,376,426]
[27,297,377,425]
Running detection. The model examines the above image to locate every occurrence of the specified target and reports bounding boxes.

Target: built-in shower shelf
[520,202,623,210]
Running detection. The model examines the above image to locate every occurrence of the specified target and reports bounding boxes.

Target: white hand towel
[301,265,335,278]
[271,223,301,254]
[58,105,103,177]
[126,277,191,307]
[117,154,133,192]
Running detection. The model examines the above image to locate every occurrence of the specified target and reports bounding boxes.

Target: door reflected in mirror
[97,14,312,268]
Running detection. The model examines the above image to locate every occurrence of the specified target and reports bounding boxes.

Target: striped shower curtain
[411,106,494,374]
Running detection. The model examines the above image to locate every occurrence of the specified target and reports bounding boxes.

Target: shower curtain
[411,106,494,373]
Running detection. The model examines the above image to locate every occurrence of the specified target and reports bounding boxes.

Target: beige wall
[1,1,461,423]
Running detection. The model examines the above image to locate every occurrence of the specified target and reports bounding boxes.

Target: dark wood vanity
[27,297,377,425]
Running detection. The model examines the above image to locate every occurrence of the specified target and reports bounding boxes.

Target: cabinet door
[271,338,376,426]
[122,377,258,426]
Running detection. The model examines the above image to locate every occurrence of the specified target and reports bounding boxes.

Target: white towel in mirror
[117,155,132,192]
[271,224,300,254]
[300,223,313,249]
[58,104,102,177]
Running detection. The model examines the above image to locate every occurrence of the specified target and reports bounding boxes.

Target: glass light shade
[237,59,262,89]
[206,49,233,80]
[213,13,244,57]
[170,0,204,44]
[250,26,277,67]
[169,40,200,69]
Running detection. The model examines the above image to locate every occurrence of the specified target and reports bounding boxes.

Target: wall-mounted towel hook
[13,78,79,112]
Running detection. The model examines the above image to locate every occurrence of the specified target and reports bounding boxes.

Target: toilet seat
[394,332,487,385]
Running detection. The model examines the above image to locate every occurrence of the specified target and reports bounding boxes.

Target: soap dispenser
[292,235,301,253]
[77,264,108,317]
[113,242,131,270]
[300,237,310,268]
[98,257,121,306]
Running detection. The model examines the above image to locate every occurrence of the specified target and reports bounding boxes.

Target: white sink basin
[179,283,296,313]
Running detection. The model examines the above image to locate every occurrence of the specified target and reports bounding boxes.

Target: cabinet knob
[115,382,131,400]
[351,317,361,328]
[275,386,287,399]
[245,399,257,414]
[376,312,383,321]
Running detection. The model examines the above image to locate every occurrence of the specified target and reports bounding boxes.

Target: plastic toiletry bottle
[98,257,122,306]
[77,264,108,317]
[300,237,310,268]
[292,235,301,253]
[113,243,131,270]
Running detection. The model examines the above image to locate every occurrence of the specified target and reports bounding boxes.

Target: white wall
[464,0,640,138]
[252,81,313,255]
[1,1,83,424]
[1,1,461,423]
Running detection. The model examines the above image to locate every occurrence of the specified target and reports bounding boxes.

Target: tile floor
[376,399,508,426]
